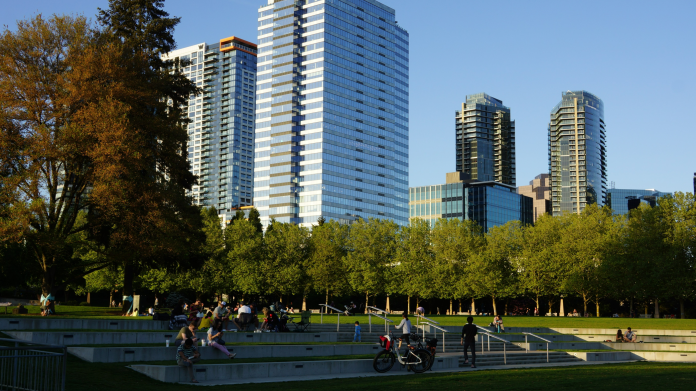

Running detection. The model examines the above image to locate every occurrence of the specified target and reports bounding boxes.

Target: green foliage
[307,219,349,299]
[247,207,263,234]
[262,222,312,299]
[224,218,264,295]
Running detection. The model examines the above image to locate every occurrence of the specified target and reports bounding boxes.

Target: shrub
[79,302,91,306]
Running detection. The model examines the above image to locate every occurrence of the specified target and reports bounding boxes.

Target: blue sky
[4,0,695,193]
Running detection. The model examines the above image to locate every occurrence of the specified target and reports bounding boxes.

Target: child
[353,321,361,342]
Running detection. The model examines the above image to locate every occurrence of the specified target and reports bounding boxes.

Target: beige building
[517,174,551,222]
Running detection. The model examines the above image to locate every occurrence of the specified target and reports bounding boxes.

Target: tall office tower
[455,93,516,186]
[548,91,607,215]
[253,0,409,228]
[517,173,551,222]
[163,37,258,222]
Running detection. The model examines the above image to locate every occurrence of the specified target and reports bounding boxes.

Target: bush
[165,292,189,308]
[79,302,91,306]
[62,300,80,306]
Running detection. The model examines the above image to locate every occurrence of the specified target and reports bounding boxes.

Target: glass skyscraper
[409,173,533,232]
[607,188,672,215]
[253,0,409,228]
[163,37,258,222]
[548,91,607,215]
[456,93,516,186]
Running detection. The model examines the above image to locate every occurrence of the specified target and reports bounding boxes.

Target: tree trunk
[302,295,307,311]
[458,299,462,313]
[416,296,419,311]
[548,299,553,315]
[121,261,135,314]
[559,297,565,317]
[87,292,91,304]
[471,298,475,315]
[504,299,509,316]
[325,289,329,306]
[449,299,452,315]
[644,303,648,317]
[595,296,600,318]
[386,296,391,313]
[534,294,540,313]
[680,299,685,319]
[407,295,410,315]
[492,296,497,316]
[654,298,659,319]
[41,265,55,299]
[365,291,369,314]
[583,294,588,317]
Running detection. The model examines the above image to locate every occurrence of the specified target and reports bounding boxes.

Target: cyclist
[394,313,412,353]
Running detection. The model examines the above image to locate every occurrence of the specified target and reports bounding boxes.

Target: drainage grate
[9,321,19,324]
[306,348,313,351]
[195,369,206,373]
[295,365,303,369]
[63,335,73,338]
[314,335,321,337]
[110,322,118,325]
[246,335,253,338]
[164,335,172,338]
[124,350,135,354]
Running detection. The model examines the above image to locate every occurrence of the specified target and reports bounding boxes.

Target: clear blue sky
[4,0,695,193]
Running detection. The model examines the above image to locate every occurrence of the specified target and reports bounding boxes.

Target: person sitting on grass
[207,325,236,359]
[198,311,214,331]
[176,323,199,347]
[623,327,637,342]
[494,315,505,333]
[615,329,624,342]
[176,338,201,384]
[41,299,54,317]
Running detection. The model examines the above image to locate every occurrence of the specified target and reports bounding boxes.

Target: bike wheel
[407,349,432,374]
[373,350,395,373]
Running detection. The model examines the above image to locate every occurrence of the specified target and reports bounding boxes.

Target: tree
[262,222,311,302]
[224,218,263,296]
[430,218,485,315]
[95,0,199,312]
[517,214,567,313]
[307,220,349,308]
[471,221,524,316]
[345,218,399,312]
[247,207,263,234]
[560,205,617,317]
[395,218,435,313]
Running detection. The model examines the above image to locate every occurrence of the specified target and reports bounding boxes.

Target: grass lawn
[64,358,696,391]
[2,307,695,330]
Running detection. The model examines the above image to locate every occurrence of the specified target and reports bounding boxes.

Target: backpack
[379,335,392,350]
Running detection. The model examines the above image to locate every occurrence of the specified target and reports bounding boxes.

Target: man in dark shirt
[461,316,477,368]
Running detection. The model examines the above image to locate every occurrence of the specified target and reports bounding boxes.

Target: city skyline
[3,0,695,195]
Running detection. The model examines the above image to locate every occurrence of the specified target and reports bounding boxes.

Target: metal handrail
[366,306,389,315]
[414,313,439,325]
[367,312,393,333]
[420,322,447,353]
[319,304,344,332]
[522,332,551,362]
[479,332,511,365]
[0,338,67,390]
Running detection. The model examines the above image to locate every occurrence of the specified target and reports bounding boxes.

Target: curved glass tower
[548,91,607,215]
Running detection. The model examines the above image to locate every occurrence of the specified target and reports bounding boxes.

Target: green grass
[74,342,376,347]
[2,307,695,330]
[63,358,696,390]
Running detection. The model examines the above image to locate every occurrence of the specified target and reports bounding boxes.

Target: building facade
[409,172,533,232]
[607,188,672,215]
[163,37,258,222]
[252,0,409,228]
[548,91,607,215]
[517,173,551,222]
[455,93,516,186]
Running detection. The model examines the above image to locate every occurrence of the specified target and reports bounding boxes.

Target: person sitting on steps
[623,327,637,342]
[176,338,201,384]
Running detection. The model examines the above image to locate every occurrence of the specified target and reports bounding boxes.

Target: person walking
[176,338,201,383]
[394,313,412,352]
[461,316,477,368]
[353,321,362,342]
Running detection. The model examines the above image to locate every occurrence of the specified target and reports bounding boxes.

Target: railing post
[12,341,18,390]
[320,305,323,324]
[547,343,549,363]
[369,314,372,333]
[337,313,340,332]
[442,331,445,353]
[488,334,490,351]
[504,342,506,365]
[525,335,528,353]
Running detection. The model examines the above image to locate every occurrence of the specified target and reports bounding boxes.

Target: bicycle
[373,332,432,374]
[411,334,437,371]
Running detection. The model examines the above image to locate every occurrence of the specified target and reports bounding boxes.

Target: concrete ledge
[429,325,696,337]
[131,356,461,383]
[69,344,382,363]
[0,318,169,331]
[631,351,696,362]
[570,351,633,361]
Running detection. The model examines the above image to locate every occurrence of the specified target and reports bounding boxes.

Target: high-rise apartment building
[517,173,551,222]
[163,37,258,222]
[607,188,672,215]
[548,91,607,215]
[455,93,515,186]
[253,0,409,228]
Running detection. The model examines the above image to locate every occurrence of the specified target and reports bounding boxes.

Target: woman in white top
[394,313,412,350]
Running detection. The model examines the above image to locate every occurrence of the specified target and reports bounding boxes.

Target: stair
[459,352,583,367]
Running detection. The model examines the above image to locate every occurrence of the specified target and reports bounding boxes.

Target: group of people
[174,322,236,384]
[615,327,638,342]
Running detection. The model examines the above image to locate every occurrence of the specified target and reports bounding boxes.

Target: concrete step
[69,343,383,363]
[458,352,583,367]
[131,355,462,384]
